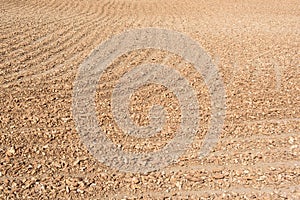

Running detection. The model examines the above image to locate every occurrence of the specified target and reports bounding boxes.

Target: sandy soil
[0,0,299,199]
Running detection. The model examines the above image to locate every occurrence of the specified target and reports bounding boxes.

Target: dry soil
[0,0,299,199]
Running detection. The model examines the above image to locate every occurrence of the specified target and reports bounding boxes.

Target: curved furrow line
[1,18,91,68]
[0,1,26,15]
[132,1,147,28]
[155,0,174,29]
[0,12,48,35]
[165,0,185,31]
[0,0,115,60]
[156,1,170,27]
[222,130,299,143]
[29,0,138,77]
[20,50,86,82]
[5,0,59,21]
[8,0,131,85]
[0,1,22,10]
[1,24,106,81]
[108,185,300,199]
[98,0,113,17]
[54,0,80,14]
[167,160,300,173]
[0,11,97,58]
[151,0,169,27]
[55,0,74,12]
[29,0,69,15]
[19,0,56,14]
[2,0,133,86]
[3,52,85,88]
[0,1,20,10]
[36,128,298,169]
[41,0,63,11]
[177,147,299,168]
[0,6,65,38]
[177,132,294,159]
[2,1,122,83]
[27,0,76,19]
[185,135,299,157]
[70,0,95,17]
[0,2,97,44]
[0,16,38,33]
[1,7,107,62]
[244,118,300,125]
[147,1,162,27]
[132,1,155,28]
[171,0,190,32]
[0,19,29,35]
[94,0,116,16]
[12,0,72,19]
[8,124,298,145]
[30,2,128,79]
[148,0,163,26]
[129,0,140,26]
[9,0,52,14]
[2,20,98,77]
[0,166,300,196]
[100,0,116,15]
[167,131,300,157]
[0,161,300,184]
[0,0,78,34]
[0,0,110,39]
[221,122,300,139]
[0,0,40,15]
[1,7,103,64]
[33,0,135,81]
[5,111,297,153]
[109,0,130,26]
[0,16,32,32]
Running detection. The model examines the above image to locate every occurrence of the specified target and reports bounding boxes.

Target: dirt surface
[0,0,300,199]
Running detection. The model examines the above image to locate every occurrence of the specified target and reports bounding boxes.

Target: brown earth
[0,0,300,199]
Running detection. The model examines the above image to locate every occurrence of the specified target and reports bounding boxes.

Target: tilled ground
[0,0,300,199]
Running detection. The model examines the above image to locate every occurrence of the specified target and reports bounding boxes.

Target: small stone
[61,117,71,123]
[288,137,295,144]
[213,173,225,179]
[6,147,15,156]
[132,177,139,184]
[176,181,182,189]
[77,189,84,193]
[185,174,204,182]
[78,181,85,188]
[66,186,70,193]
[11,182,17,188]
[290,145,298,150]
[66,179,79,187]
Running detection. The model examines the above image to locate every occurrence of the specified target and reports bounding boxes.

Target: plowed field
[0,0,299,199]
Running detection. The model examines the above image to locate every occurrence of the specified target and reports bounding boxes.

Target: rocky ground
[0,0,299,199]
